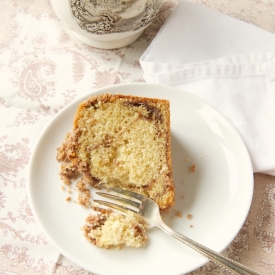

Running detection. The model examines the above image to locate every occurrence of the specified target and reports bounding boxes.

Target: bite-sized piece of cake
[57,93,174,210]
[83,207,148,248]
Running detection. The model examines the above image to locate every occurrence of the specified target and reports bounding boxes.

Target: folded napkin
[140,0,275,176]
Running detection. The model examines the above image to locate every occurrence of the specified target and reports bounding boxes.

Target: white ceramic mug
[50,0,163,49]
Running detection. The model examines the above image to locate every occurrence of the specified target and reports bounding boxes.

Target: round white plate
[28,83,253,275]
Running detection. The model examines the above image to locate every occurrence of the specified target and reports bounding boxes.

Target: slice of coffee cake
[56,93,174,248]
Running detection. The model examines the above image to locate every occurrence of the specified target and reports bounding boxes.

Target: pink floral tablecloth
[0,1,274,274]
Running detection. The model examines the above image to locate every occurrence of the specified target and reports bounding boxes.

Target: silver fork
[94,187,261,275]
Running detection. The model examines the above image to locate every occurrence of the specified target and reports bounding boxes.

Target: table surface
[0,1,275,274]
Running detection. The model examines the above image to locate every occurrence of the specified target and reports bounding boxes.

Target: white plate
[28,83,253,275]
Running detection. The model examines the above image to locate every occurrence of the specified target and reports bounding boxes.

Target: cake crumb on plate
[190,164,196,173]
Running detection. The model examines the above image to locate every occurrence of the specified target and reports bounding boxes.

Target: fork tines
[94,187,144,214]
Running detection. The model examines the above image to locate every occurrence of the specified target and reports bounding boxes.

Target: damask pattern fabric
[0,1,274,275]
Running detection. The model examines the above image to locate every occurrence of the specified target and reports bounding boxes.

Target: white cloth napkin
[140,0,275,176]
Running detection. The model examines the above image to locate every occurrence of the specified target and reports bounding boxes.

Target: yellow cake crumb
[190,164,196,173]
[176,211,182,218]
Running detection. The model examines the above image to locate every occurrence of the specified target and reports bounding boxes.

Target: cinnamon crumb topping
[190,164,196,173]
[176,211,182,218]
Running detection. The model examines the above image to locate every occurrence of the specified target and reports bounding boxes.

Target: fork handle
[158,220,261,275]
